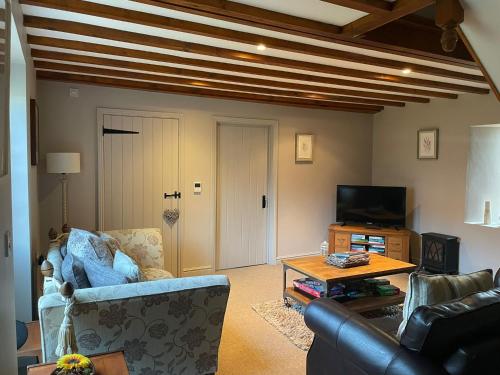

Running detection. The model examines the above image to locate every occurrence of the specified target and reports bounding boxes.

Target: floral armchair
[39,228,230,375]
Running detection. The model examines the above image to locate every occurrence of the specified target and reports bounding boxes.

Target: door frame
[96,108,184,274]
[213,116,278,268]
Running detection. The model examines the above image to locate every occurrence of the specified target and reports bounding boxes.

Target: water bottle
[320,241,329,258]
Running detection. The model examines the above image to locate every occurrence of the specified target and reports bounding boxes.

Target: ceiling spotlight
[402,68,412,75]
[257,43,267,51]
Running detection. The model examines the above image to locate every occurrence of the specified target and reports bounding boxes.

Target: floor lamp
[47,152,80,233]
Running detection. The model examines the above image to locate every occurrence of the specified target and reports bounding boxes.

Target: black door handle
[164,191,181,199]
[262,195,267,208]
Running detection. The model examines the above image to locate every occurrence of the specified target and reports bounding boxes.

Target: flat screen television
[336,185,406,227]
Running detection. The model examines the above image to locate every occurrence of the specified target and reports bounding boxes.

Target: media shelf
[328,224,410,262]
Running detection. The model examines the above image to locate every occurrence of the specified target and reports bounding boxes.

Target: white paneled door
[217,124,269,270]
[98,109,180,275]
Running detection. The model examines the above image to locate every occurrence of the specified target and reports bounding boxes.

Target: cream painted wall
[37,80,373,273]
[372,93,500,274]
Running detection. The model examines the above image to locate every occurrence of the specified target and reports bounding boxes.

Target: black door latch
[164,191,181,199]
[262,195,267,208]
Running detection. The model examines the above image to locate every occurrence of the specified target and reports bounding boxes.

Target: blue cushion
[113,250,142,282]
[67,228,113,267]
[61,252,91,289]
[84,259,129,288]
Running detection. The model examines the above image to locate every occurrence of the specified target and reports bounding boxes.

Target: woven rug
[252,299,402,351]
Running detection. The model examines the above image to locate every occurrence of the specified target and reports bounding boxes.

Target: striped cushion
[397,270,494,339]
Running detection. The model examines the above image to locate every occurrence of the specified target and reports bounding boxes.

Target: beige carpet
[215,263,409,375]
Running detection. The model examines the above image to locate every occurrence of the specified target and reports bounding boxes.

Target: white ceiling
[461,0,500,93]
[231,0,367,26]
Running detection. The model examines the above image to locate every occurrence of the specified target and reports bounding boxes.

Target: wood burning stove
[420,232,459,274]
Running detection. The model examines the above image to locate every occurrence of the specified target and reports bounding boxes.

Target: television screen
[336,185,406,227]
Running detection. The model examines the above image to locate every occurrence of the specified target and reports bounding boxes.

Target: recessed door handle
[262,195,267,209]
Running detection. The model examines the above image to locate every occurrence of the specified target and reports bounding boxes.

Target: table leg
[283,265,291,307]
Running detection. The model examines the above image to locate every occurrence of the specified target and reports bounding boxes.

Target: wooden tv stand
[328,224,410,262]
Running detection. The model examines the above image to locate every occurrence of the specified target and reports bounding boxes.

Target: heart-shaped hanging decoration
[163,208,180,227]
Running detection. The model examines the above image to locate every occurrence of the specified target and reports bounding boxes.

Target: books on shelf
[368,245,385,254]
[351,244,366,252]
[376,284,400,296]
[351,234,366,242]
[293,278,326,298]
[368,235,385,244]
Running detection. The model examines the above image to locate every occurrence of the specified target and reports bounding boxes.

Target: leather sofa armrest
[304,298,447,375]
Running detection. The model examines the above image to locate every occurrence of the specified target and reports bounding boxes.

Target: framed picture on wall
[417,128,439,159]
[30,99,39,166]
[295,133,314,163]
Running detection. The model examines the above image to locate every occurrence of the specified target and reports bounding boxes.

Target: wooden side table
[27,352,129,375]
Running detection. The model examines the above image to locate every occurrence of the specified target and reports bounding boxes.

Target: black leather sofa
[304,283,500,375]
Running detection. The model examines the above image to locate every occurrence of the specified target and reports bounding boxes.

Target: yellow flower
[56,354,92,370]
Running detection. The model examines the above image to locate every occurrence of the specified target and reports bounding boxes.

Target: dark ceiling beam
[132,0,475,67]
[320,0,392,14]
[361,15,473,64]
[23,16,489,94]
[26,35,459,99]
[20,0,482,83]
[36,70,383,113]
[342,0,435,37]
[34,60,403,107]
[134,0,343,37]
[31,49,414,105]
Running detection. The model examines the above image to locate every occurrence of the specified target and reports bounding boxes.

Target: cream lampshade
[46,153,81,232]
[46,153,81,174]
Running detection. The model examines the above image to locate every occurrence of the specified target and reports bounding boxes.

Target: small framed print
[417,128,439,159]
[295,133,314,163]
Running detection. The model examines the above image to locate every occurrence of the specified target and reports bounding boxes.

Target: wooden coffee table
[283,254,416,312]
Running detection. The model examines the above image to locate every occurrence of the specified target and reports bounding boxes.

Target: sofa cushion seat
[142,267,174,281]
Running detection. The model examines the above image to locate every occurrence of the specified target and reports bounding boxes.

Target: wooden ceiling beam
[26,35,457,100]
[361,15,473,64]
[342,0,435,37]
[133,0,475,68]
[31,50,413,105]
[35,60,401,107]
[36,70,383,113]
[134,0,343,37]
[20,0,483,83]
[23,16,488,94]
[320,0,392,14]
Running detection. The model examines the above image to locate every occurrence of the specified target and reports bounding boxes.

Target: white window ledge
[465,221,500,228]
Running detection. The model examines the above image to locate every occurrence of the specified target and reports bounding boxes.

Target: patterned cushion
[84,260,130,288]
[67,228,113,267]
[61,252,91,289]
[103,228,163,269]
[114,250,143,282]
[99,232,121,256]
[397,270,494,338]
[142,268,174,281]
